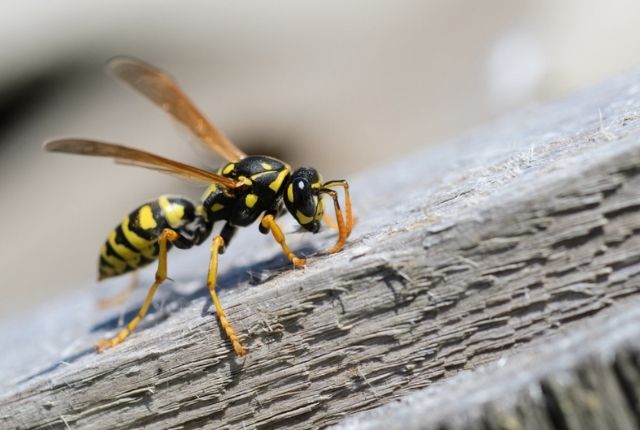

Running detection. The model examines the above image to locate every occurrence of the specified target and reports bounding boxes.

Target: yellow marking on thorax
[138,205,157,230]
[201,183,218,200]
[249,171,273,180]
[287,184,294,202]
[312,181,321,189]
[269,169,289,192]
[222,163,235,175]
[159,196,185,228]
[211,203,225,212]
[296,210,314,225]
[260,161,273,170]
[245,194,258,208]
[108,230,141,266]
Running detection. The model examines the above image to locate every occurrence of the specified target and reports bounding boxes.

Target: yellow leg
[323,210,338,230]
[97,271,139,309]
[207,236,246,357]
[320,189,349,254]
[96,229,178,352]
[323,180,354,238]
[260,214,306,268]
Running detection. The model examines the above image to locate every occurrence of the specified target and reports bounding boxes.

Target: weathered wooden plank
[331,299,640,430]
[2,70,640,429]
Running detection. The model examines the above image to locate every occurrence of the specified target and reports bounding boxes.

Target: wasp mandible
[45,57,353,356]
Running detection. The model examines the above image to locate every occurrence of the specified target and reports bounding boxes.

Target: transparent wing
[45,139,241,188]
[107,56,246,162]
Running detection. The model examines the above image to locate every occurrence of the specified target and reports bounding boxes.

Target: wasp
[45,57,353,357]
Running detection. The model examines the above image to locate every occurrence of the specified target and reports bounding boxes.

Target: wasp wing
[45,139,241,189]
[107,57,246,162]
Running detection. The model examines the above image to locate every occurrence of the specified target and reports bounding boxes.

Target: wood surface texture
[332,298,640,430]
[2,69,640,429]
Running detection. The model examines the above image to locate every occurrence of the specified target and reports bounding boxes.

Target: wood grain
[333,299,640,430]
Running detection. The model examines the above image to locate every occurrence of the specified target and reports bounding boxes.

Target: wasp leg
[97,271,139,309]
[323,210,339,230]
[206,233,246,357]
[96,228,178,352]
[260,214,306,268]
[322,180,354,238]
[319,188,349,254]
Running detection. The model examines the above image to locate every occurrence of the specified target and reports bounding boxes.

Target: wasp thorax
[285,167,324,233]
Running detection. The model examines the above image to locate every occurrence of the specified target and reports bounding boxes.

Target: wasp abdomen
[98,195,196,280]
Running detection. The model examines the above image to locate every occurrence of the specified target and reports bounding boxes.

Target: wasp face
[285,167,324,233]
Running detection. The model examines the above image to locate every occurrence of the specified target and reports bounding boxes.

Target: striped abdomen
[98,195,196,280]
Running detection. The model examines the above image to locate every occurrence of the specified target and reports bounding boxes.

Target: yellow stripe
[260,161,273,170]
[122,217,158,260]
[122,217,153,250]
[249,171,273,180]
[287,184,294,202]
[296,210,314,225]
[138,205,157,230]
[212,203,225,212]
[139,245,157,261]
[100,243,128,273]
[245,194,258,208]
[269,169,289,192]
[159,196,185,228]
[108,230,141,267]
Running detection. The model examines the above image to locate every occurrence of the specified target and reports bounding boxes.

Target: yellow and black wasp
[45,57,353,356]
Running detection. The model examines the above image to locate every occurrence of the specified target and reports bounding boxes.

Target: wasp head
[284,167,324,233]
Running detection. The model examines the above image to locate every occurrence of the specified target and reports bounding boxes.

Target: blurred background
[1,0,640,318]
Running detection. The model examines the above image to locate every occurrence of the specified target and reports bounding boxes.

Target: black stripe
[105,240,142,273]
[127,210,157,240]
[104,240,127,263]
[115,224,141,253]
[99,255,115,270]
[151,201,166,227]
[138,253,156,267]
